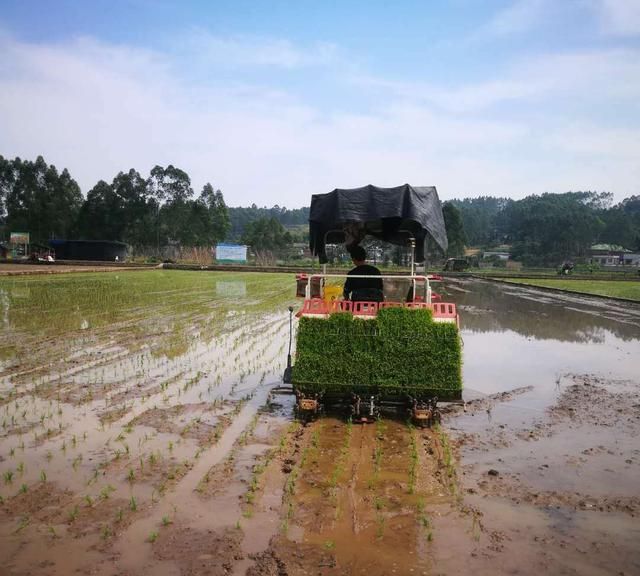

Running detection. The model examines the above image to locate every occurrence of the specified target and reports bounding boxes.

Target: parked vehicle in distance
[443,258,468,272]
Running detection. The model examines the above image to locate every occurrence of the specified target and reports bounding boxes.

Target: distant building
[482,250,510,261]
[590,244,640,267]
[48,240,128,261]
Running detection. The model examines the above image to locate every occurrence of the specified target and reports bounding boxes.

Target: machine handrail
[304,273,431,302]
[307,273,428,279]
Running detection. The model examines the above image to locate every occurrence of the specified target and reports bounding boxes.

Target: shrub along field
[293,307,462,398]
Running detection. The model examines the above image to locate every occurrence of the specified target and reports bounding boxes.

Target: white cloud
[483,0,549,37]
[355,47,640,114]
[594,0,640,37]
[180,30,339,70]
[0,32,638,207]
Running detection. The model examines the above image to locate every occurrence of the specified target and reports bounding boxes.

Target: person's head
[349,245,367,265]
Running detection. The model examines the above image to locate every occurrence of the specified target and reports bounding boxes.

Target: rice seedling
[323,540,335,550]
[100,484,115,500]
[4,470,14,484]
[129,496,137,511]
[376,514,386,539]
[19,483,28,494]
[68,505,79,523]
[407,424,418,495]
[40,470,47,483]
[148,530,158,543]
[13,516,30,534]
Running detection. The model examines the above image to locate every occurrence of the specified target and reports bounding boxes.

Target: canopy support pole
[410,238,416,299]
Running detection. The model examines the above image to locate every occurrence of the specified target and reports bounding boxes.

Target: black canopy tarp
[309,184,448,263]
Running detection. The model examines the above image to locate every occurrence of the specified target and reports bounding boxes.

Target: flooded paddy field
[1,271,639,575]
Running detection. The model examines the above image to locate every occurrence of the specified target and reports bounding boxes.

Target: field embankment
[498,277,640,301]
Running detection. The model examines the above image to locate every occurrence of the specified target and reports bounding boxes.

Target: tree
[449,196,512,246]
[0,155,14,227]
[503,192,605,265]
[241,217,292,253]
[599,207,635,249]
[75,180,121,240]
[149,165,194,245]
[442,202,467,257]
[112,169,157,245]
[148,165,193,204]
[75,170,157,243]
[1,156,82,243]
[227,205,310,240]
[196,183,230,244]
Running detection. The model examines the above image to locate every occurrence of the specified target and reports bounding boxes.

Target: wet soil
[1,274,640,575]
[249,418,455,576]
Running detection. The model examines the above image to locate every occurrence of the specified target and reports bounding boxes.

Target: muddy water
[450,278,640,398]
[435,278,640,576]
[1,272,640,576]
[0,270,298,576]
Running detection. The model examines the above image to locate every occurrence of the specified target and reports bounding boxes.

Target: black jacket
[343,264,384,301]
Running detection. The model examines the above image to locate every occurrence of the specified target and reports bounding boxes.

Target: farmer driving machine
[282,184,462,425]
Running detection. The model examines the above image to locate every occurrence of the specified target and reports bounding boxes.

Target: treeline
[228,205,309,241]
[2,155,639,265]
[0,155,306,252]
[0,156,228,248]
[449,192,640,265]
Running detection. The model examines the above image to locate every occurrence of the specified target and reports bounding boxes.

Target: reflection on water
[216,280,247,297]
[441,279,640,400]
[0,271,293,376]
[448,279,640,343]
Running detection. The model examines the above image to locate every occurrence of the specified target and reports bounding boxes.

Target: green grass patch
[292,307,462,397]
[503,278,640,301]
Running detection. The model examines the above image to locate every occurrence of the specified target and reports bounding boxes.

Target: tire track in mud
[246,418,460,576]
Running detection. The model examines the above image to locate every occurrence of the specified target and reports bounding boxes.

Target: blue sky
[1,0,639,206]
